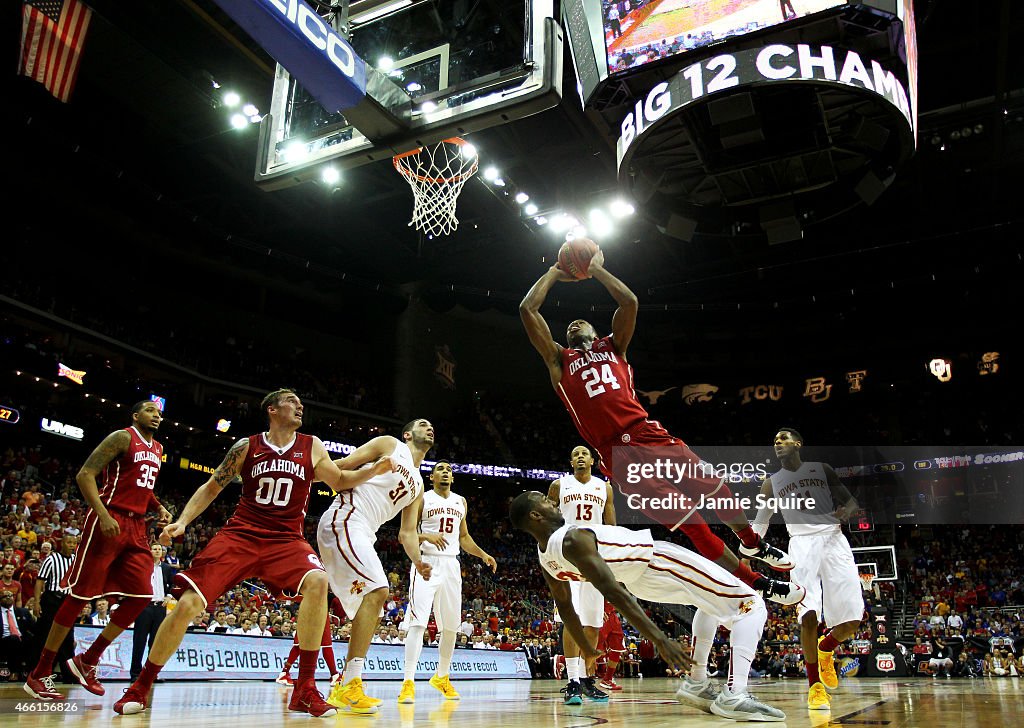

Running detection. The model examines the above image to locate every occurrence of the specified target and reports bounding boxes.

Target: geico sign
[40,418,84,441]
[264,0,357,79]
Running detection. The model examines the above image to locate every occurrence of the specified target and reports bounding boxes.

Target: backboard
[851,545,897,582]
[255,0,562,189]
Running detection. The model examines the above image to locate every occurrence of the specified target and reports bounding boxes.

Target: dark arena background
[2,0,1022,725]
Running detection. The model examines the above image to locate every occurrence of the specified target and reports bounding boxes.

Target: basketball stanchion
[393,137,479,237]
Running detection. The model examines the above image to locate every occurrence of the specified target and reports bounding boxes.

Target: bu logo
[350,580,367,595]
[875,653,896,672]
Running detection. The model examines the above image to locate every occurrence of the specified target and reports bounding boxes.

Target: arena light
[493,177,506,187]
[610,199,635,218]
[460,143,477,159]
[377,56,395,71]
[230,113,248,129]
[535,216,548,225]
[222,90,241,107]
[589,208,613,237]
[242,103,259,117]
[525,203,539,215]
[406,81,423,93]
[515,192,530,204]
[569,224,588,240]
[549,213,579,233]
[216,418,232,433]
[482,166,500,182]
[420,101,437,113]
[321,167,340,185]
[284,142,308,162]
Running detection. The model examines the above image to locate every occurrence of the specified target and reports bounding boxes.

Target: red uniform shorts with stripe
[596,421,726,528]
[597,620,626,655]
[175,527,326,608]
[62,509,153,600]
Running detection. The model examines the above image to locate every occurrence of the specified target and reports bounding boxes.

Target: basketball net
[859,572,876,594]
[393,137,478,237]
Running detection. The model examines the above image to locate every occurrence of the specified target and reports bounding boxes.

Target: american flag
[18,0,93,103]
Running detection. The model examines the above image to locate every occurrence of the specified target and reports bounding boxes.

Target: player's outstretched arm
[400,493,431,580]
[459,504,497,572]
[823,464,859,521]
[76,429,132,537]
[520,267,571,384]
[562,529,695,672]
[331,435,398,471]
[587,250,639,357]
[313,437,395,493]
[751,477,775,537]
[541,569,598,660]
[162,437,248,545]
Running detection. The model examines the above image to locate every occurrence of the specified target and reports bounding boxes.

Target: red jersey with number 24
[100,426,163,516]
[556,336,649,448]
[226,432,315,538]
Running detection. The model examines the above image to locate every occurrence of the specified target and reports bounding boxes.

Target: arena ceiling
[8,0,1024,340]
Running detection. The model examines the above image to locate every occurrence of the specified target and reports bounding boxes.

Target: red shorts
[596,421,725,518]
[62,509,153,600]
[175,527,325,608]
[598,611,626,654]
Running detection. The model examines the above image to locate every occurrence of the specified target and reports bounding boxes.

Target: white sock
[437,630,456,678]
[690,609,717,682]
[404,626,426,681]
[726,603,765,695]
[344,656,364,682]
[567,656,582,682]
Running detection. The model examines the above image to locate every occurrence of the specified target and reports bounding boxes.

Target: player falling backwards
[520,244,804,606]
[753,428,865,711]
[511,491,786,721]
[397,460,496,704]
[113,389,392,717]
[548,445,616,701]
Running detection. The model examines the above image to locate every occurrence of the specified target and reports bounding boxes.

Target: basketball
[557,237,599,280]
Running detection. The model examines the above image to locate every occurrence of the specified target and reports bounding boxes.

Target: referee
[32,533,78,683]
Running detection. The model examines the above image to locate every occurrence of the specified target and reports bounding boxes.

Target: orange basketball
[557,237,599,280]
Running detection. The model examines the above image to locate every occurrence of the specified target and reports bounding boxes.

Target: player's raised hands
[548,264,580,283]
[422,533,448,550]
[587,248,605,274]
[656,635,696,673]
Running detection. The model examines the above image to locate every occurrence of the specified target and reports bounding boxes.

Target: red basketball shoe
[289,679,337,717]
[67,654,105,696]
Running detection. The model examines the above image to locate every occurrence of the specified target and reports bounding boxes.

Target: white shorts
[317,508,389,619]
[788,529,865,627]
[403,554,462,631]
[627,540,765,629]
[570,581,605,628]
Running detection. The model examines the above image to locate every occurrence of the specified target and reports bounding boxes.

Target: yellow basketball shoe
[398,680,416,704]
[817,637,839,689]
[808,682,831,711]
[328,677,382,714]
[429,674,461,700]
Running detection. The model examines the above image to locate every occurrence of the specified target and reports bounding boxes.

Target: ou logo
[309,554,325,570]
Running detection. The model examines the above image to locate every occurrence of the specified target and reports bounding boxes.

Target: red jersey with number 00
[99,427,162,516]
[556,336,649,448]
[226,433,316,538]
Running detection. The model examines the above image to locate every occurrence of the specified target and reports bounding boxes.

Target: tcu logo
[875,653,896,672]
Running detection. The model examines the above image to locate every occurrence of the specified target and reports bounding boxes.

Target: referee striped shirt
[38,552,74,595]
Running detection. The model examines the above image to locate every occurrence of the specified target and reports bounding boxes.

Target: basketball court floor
[1,676,1016,726]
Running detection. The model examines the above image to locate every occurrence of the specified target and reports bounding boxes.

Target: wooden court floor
[1,676,1018,726]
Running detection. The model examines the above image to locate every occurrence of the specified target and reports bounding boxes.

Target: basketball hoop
[393,137,478,237]
[859,572,876,594]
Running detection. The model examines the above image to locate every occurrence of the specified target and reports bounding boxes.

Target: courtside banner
[212,0,367,113]
[74,626,530,680]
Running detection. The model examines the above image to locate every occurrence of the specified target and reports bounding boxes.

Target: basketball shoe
[739,539,794,571]
[808,682,831,710]
[288,679,337,717]
[817,637,839,689]
[67,655,105,696]
[113,685,150,715]
[598,676,623,691]
[710,686,786,721]
[674,675,719,713]
[23,673,65,701]
[580,676,610,702]
[398,679,416,704]
[328,677,382,714]
[560,680,583,705]
[275,671,294,686]
[429,673,460,700]
[760,579,806,606]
